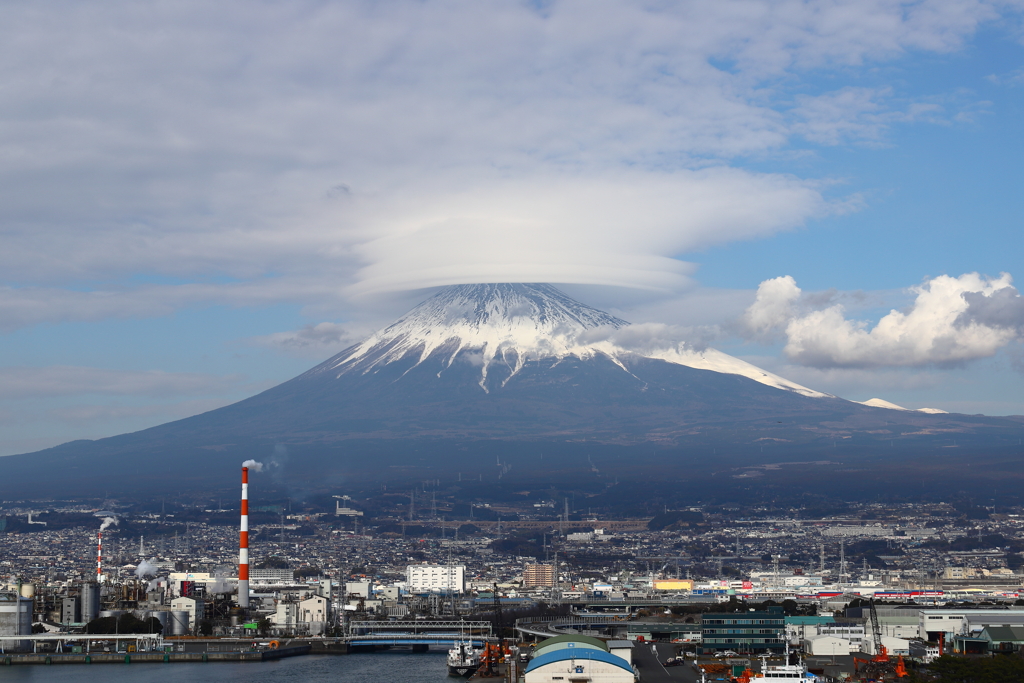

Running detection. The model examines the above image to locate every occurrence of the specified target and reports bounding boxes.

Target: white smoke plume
[99,516,118,531]
[205,571,235,595]
[135,557,158,579]
[241,459,263,472]
[146,577,164,592]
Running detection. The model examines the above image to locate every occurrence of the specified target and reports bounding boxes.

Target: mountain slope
[3,282,1023,497]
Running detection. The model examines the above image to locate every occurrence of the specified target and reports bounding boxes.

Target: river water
[0,651,451,682]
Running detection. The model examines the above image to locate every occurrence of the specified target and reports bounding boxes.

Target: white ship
[447,639,482,677]
[732,655,818,682]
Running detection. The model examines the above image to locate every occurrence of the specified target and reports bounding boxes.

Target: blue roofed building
[524,634,635,683]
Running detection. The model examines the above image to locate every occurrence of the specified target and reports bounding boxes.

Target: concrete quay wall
[1,644,309,665]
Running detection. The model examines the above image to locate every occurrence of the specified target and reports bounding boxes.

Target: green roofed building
[534,634,609,657]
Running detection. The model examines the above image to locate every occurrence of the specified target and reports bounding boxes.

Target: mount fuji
[317,283,823,397]
[4,283,1024,496]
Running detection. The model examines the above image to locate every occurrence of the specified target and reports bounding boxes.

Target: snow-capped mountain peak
[323,283,827,397]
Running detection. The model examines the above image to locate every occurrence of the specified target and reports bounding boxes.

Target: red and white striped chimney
[97,531,103,583]
[239,466,250,608]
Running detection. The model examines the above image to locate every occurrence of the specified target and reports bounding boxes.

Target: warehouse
[525,635,634,683]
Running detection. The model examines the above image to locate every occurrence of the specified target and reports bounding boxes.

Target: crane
[852,599,908,680]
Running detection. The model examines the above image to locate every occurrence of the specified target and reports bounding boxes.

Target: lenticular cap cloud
[345,168,829,295]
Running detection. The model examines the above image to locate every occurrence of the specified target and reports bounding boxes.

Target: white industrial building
[298,595,329,635]
[821,526,892,537]
[819,623,865,649]
[270,595,330,635]
[862,635,910,656]
[406,564,465,594]
[864,608,922,640]
[0,591,33,649]
[248,568,295,586]
[918,609,1024,641]
[803,635,856,656]
[169,596,205,630]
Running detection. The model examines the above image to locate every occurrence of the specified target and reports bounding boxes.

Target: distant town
[4,470,1024,679]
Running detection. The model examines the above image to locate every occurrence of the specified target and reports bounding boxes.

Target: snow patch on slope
[327,283,828,397]
[857,398,948,414]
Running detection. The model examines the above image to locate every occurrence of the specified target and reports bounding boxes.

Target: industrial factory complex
[5,464,1024,679]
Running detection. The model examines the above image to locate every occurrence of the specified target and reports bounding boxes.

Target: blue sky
[2,1,1024,455]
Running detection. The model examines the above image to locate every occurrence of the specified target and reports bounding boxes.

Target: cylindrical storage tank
[168,610,189,635]
[147,610,169,633]
[81,582,101,624]
[19,583,35,599]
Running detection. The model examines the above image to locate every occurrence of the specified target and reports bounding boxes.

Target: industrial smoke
[206,571,233,595]
[135,557,158,578]
[241,459,263,472]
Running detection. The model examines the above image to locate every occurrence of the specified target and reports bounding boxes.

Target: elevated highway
[347,620,491,649]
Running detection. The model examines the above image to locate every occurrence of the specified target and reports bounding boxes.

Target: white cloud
[986,67,1024,86]
[742,275,803,340]
[0,0,1015,328]
[251,322,365,359]
[791,87,946,145]
[0,278,356,332]
[0,366,249,400]
[44,399,238,423]
[577,322,723,354]
[0,395,249,456]
[743,272,1024,368]
[345,169,829,295]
